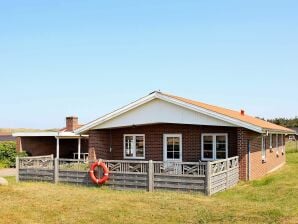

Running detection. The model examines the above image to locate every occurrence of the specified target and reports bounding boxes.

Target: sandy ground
[0,168,16,177]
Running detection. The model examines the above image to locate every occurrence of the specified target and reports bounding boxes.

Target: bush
[0,141,27,168]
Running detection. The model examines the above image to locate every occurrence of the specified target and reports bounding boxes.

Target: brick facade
[88,123,286,181]
[16,136,88,158]
[88,124,238,161]
[236,129,286,180]
[249,133,286,180]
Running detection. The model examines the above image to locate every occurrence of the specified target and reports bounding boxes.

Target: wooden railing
[207,156,239,195]
[16,156,239,195]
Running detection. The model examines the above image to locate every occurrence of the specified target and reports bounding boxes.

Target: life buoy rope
[89,161,109,185]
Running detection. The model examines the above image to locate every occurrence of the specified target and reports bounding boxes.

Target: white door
[163,134,182,174]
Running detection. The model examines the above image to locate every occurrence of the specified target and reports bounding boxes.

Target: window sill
[123,157,146,160]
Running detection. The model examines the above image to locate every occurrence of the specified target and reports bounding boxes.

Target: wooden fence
[16,156,239,195]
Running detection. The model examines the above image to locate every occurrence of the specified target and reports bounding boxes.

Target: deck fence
[16,156,239,195]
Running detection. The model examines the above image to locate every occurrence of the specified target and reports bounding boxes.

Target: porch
[16,155,239,195]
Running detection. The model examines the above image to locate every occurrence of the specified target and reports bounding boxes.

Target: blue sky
[0,0,297,128]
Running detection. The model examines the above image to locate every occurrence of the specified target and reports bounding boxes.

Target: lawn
[0,143,298,224]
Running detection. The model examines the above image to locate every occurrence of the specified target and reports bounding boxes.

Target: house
[287,127,298,141]
[13,117,89,159]
[74,91,294,181]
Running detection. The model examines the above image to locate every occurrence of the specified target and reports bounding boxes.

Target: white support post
[54,157,59,184]
[148,160,154,192]
[206,161,211,196]
[78,138,81,160]
[56,137,60,159]
[16,156,19,183]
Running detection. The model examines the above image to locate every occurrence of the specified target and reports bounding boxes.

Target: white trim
[13,132,59,137]
[12,132,87,138]
[76,93,157,134]
[261,136,266,161]
[75,92,266,134]
[78,138,81,159]
[163,134,182,162]
[123,134,145,159]
[269,134,273,149]
[201,133,228,161]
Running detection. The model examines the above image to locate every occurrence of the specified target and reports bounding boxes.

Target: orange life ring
[89,161,109,185]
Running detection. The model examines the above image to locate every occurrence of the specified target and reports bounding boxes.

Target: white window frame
[123,134,145,159]
[262,136,266,161]
[163,134,182,162]
[201,133,228,161]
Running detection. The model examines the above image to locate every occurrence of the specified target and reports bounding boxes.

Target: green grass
[286,140,298,153]
[0,143,298,223]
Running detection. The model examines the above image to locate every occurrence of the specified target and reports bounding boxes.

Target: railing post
[205,161,211,196]
[226,159,229,189]
[16,156,19,183]
[54,158,59,184]
[148,160,154,192]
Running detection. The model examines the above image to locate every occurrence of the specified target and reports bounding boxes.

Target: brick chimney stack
[66,116,79,131]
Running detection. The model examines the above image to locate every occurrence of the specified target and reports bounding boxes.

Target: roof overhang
[75,92,273,134]
[13,131,88,138]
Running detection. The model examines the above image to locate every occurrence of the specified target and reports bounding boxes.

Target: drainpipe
[247,139,250,181]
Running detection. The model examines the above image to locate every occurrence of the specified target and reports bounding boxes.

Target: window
[262,136,266,161]
[123,135,145,159]
[163,134,182,161]
[202,134,228,160]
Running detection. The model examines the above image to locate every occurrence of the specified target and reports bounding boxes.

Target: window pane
[216,136,226,144]
[216,136,226,159]
[167,151,174,159]
[203,136,212,144]
[203,143,213,151]
[166,136,180,160]
[125,136,133,157]
[174,152,180,159]
[136,136,144,157]
[203,135,213,159]
[173,137,180,152]
[216,151,226,159]
[204,150,213,159]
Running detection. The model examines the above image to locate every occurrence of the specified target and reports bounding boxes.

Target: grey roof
[290,127,298,135]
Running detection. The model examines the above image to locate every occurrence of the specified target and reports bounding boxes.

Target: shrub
[0,141,27,168]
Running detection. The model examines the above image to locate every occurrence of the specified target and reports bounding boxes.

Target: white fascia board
[13,131,88,137]
[264,129,295,135]
[155,93,263,133]
[75,93,157,134]
[12,132,59,137]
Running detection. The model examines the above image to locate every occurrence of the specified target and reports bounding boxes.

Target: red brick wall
[236,129,286,180]
[17,137,88,158]
[88,124,238,161]
[249,133,286,180]
[237,128,248,180]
